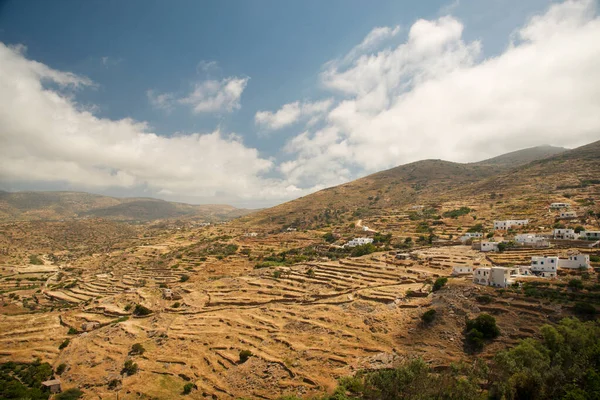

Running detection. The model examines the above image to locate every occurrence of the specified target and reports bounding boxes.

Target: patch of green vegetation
[29,255,44,265]
[467,223,484,233]
[130,343,145,355]
[56,388,83,400]
[350,243,376,257]
[183,383,195,395]
[475,295,493,304]
[121,360,138,376]
[56,363,66,375]
[421,309,436,324]
[465,313,499,351]
[59,338,70,350]
[432,277,448,292]
[0,360,53,400]
[323,232,336,243]
[179,274,190,282]
[442,207,471,219]
[239,349,253,364]
[254,261,286,269]
[132,304,152,316]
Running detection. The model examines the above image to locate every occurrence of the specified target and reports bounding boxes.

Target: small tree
[432,277,448,292]
[323,232,336,243]
[56,388,84,400]
[180,274,190,282]
[121,360,138,376]
[133,304,152,316]
[56,363,67,375]
[130,343,145,355]
[183,383,195,395]
[421,309,437,324]
[239,350,253,363]
[568,279,584,291]
[59,339,70,350]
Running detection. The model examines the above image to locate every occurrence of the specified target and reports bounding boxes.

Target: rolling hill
[0,191,253,222]
[238,142,599,229]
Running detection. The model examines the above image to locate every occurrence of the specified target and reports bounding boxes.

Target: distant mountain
[238,141,597,229]
[471,145,568,167]
[0,191,253,222]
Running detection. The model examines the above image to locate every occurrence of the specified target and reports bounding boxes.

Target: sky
[0,0,599,208]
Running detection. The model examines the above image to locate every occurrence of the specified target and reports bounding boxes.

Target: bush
[475,295,493,304]
[351,243,376,257]
[183,383,195,395]
[590,255,600,263]
[442,207,471,218]
[432,277,448,292]
[56,363,67,375]
[124,304,132,312]
[108,379,121,389]
[172,302,181,308]
[59,339,70,350]
[421,309,436,324]
[323,232,336,243]
[239,350,253,363]
[29,255,44,265]
[180,274,190,282]
[121,360,138,376]
[133,304,152,316]
[466,328,485,351]
[568,279,584,291]
[574,226,586,233]
[130,343,145,355]
[306,268,315,277]
[573,302,597,315]
[67,327,78,335]
[56,388,84,400]
[466,314,500,339]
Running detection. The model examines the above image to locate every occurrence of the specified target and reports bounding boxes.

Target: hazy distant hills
[0,191,253,222]
[239,142,598,228]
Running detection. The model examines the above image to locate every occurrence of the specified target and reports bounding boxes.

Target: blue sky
[1,0,599,207]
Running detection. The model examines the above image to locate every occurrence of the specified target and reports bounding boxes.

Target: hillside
[238,143,592,229]
[470,145,567,167]
[0,191,253,222]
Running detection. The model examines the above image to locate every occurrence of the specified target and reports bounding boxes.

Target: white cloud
[0,43,296,206]
[179,77,249,114]
[146,90,175,113]
[255,99,334,131]
[281,0,600,189]
[148,76,249,114]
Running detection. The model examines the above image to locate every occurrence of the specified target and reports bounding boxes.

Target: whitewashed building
[490,267,518,288]
[473,268,491,285]
[559,211,577,219]
[494,220,529,230]
[452,266,473,276]
[481,241,500,252]
[514,234,549,247]
[581,231,600,240]
[559,254,590,269]
[459,232,483,243]
[345,237,374,248]
[553,229,578,240]
[550,202,570,209]
[531,256,559,278]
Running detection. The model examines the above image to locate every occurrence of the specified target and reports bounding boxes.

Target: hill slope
[238,141,598,229]
[0,191,253,222]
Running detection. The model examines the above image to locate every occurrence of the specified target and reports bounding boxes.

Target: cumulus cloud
[281,0,600,189]
[179,77,249,114]
[0,42,296,205]
[254,98,334,131]
[148,76,249,114]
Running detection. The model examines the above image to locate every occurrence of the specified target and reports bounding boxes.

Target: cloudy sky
[0,0,599,208]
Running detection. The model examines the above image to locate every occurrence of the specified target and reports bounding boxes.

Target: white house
[559,254,590,269]
[345,237,374,248]
[559,211,577,219]
[490,267,519,288]
[531,256,559,278]
[581,231,600,240]
[459,232,483,243]
[452,266,473,276]
[514,234,549,247]
[494,220,529,230]
[553,229,578,240]
[550,202,570,209]
[480,241,499,252]
[473,268,491,285]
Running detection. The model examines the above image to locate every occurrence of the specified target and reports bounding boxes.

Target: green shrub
[466,328,485,351]
[108,379,121,389]
[466,314,500,339]
[590,255,600,263]
[273,270,282,279]
[59,339,70,350]
[568,279,584,291]
[67,327,78,335]
[351,243,376,257]
[475,295,493,304]
[124,304,132,312]
[239,350,253,363]
[573,302,597,315]
[432,277,448,292]
[56,388,84,400]
[323,232,336,243]
[130,343,145,355]
[121,360,138,376]
[306,268,315,277]
[180,274,190,282]
[442,207,471,218]
[421,309,436,324]
[172,302,181,308]
[56,363,67,375]
[29,255,44,265]
[183,383,195,395]
[133,304,152,316]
